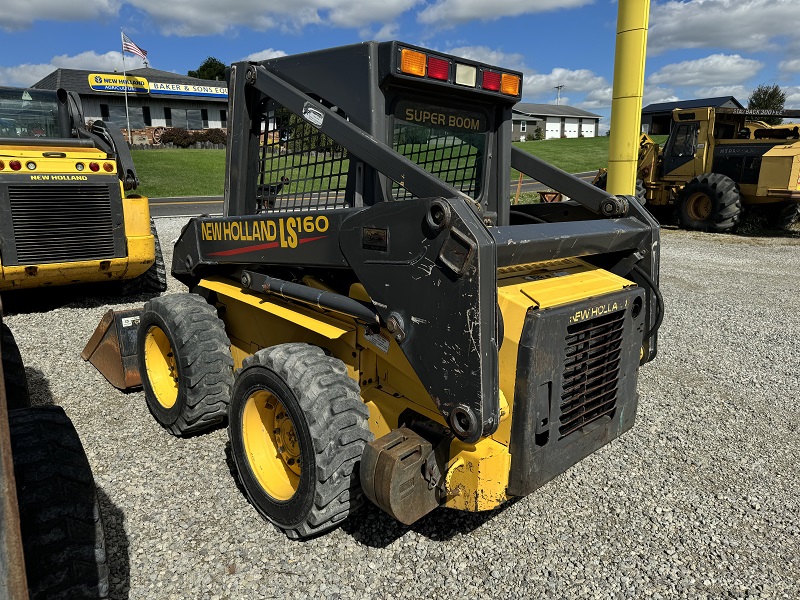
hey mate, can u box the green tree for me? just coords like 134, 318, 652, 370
188, 57, 226, 81
747, 84, 786, 125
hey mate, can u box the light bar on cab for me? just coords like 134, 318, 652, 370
396, 45, 521, 98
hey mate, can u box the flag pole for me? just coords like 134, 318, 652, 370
120, 29, 132, 144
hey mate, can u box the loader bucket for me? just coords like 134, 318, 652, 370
81, 309, 142, 390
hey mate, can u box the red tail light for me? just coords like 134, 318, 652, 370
482, 71, 501, 91
427, 56, 450, 81
10, 160, 21, 171
90, 162, 100, 172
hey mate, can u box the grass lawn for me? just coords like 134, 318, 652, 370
131, 149, 226, 198
132, 135, 668, 198
513, 136, 610, 175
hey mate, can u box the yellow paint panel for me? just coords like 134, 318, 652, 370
0, 258, 136, 290
122, 195, 153, 237
199, 277, 355, 342
443, 437, 511, 511
496, 259, 632, 448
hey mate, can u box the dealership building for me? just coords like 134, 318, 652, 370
32, 67, 228, 141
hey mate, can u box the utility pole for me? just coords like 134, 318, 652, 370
553, 84, 565, 105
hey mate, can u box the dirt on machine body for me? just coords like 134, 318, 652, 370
90, 41, 663, 539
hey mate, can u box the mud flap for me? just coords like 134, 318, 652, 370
81, 308, 142, 390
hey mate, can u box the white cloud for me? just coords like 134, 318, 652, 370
371, 22, 400, 40
779, 59, 800, 74
642, 87, 679, 106
0, 64, 56, 88
524, 68, 609, 99
418, 0, 592, 25
649, 0, 800, 55
327, 0, 420, 27
0, 51, 128, 87
127, 0, 420, 36
578, 86, 613, 110
1, 0, 120, 31
785, 86, 800, 108
693, 84, 749, 99
243, 49, 288, 62
647, 54, 762, 88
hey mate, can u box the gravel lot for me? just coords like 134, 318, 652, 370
5, 219, 799, 599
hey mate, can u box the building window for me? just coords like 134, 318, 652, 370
164, 107, 172, 127
520, 121, 527, 133
171, 109, 188, 129
143, 106, 151, 127
187, 109, 203, 130
100, 104, 109, 120
220, 109, 227, 129
107, 105, 145, 129
201, 109, 208, 128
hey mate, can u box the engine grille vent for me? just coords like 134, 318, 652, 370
8, 184, 116, 264
559, 310, 625, 438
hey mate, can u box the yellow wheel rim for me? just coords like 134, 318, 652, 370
144, 326, 179, 409
686, 192, 712, 221
242, 390, 301, 501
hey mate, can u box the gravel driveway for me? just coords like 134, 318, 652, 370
5, 219, 799, 599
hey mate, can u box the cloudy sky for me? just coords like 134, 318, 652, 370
2, 0, 800, 131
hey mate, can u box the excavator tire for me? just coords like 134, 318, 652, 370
677, 173, 742, 232
228, 343, 373, 539
1, 322, 30, 410
767, 202, 800, 230
137, 293, 233, 436
9, 406, 109, 600
120, 219, 167, 295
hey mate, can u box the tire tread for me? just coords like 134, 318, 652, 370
139, 292, 233, 436
238, 343, 372, 538
9, 406, 109, 600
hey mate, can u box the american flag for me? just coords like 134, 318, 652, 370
122, 33, 147, 61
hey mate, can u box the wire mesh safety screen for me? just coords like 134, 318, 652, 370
391, 99, 487, 201
256, 102, 351, 212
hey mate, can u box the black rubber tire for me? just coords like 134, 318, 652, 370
767, 202, 800, 230
1, 322, 30, 409
228, 343, 373, 539
9, 406, 109, 600
594, 172, 646, 204
137, 293, 233, 436
120, 218, 167, 295
677, 173, 742, 232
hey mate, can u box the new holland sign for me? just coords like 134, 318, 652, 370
88, 73, 149, 94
